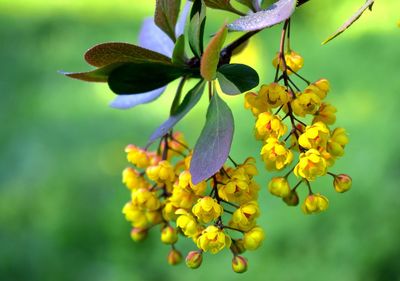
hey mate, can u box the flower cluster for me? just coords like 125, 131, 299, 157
245, 48, 352, 214
121, 132, 264, 273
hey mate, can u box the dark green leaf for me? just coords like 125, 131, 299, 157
61, 63, 124, 82
108, 62, 188, 95
155, 0, 181, 42
217, 63, 259, 95
188, 0, 207, 58
228, 0, 296, 31
172, 35, 186, 66
200, 24, 228, 81
148, 80, 206, 144
84, 42, 171, 67
322, 0, 374, 44
190, 92, 234, 184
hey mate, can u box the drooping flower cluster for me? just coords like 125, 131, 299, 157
121, 132, 264, 273
245, 49, 352, 214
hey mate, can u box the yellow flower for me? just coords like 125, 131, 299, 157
231, 201, 260, 231
176, 209, 201, 238
327, 128, 349, 158
197, 226, 231, 254
259, 83, 289, 108
255, 112, 287, 140
232, 256, 248, 273
177, 170, 207, 196
291, 92, 321, 117
122, 167, 148, 190
122, 202, 149, 228
192, 197, 223, 224
313, 103, 337, 125
169, 185, 197, 210
146, 160, 176, 183
298, 121, 330, 150
162, 132, 188, 160
130, 227, 148, 242
161, 225, 178, 244
272, 50, 304, 74
243, 226, 265, 251
260, 138, 293, 171
218, 169, 251, 203
304, 78, 330, 100
294, 149, 327, 181
236, 157, 258, 178
333, 174, 352, 193
244, 91, 270, 117
162, 200, 179, 221
302, 193, 329, 214
125, 144, 150, 168
131, 188, 161, 211
268, 177, 291, 198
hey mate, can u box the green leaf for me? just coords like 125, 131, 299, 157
235, 0, 256, 10
200, 24, 228, 81
203, 0, 245, 15
155, 0, 181, 42
108, 62, 188, 95
190, 91, 234, 184
61, 63, 124, 82
322, 0, 374, 44
228, 0, 296, 31
172, 35, 186, 66
188, 0, 207, 58
148, 80, 206, 144
84, 42, 171, 67
217, 63, 259, 95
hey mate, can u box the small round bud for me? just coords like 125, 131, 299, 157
333, 174, 352, 193
161, 226, 178, 244
167, 249, 182, 266
243, 227, 265, 251
232, 256, 248, 273
302, 194, 329, 214
130, 227, 147, 242
185, 251, 203, 269
282, 190, 299, 206
268, 177, 291, 198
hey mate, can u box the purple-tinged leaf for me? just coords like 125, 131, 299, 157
110, 87, 166, 109
84, 42, 171, 67
61, 63, 123, 82
190, 92, 234, 184
227, 0, 296, 31
217, 63, 259, 95
148, 80, 206, 144
322, 0, 374, 45
139, 18, 175, 57
155, 0, 181, 42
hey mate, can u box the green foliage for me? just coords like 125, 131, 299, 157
188, 0, 207, 58
217, 64, 259, 95
155, 0, 182, 42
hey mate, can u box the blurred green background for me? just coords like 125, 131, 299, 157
1, 1, 399, 280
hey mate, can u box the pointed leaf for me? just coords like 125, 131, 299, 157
200, 24, 228, 81
148, 80, 206, 144
84, 42, 171, 67
172, 35, 186, 65
155, 0, 181, 42
190, 92, 234, 184
61, 63, 124, 82
228, 0, 296, 31
217, 63, 259, 95
110, 87, 166, 109
203, 0, 245, 15
108, 62, 188, 95
188, 0, 207, 58
322, 0, 374, 44
139, 17, 175, 57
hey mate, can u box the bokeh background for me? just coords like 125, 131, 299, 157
1, 0, 399, 280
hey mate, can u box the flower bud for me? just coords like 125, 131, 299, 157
243, 226, 265, 251
333, 174, 352, 193
268, 177, 291, 198
232, 256, 248, 273
167, 249, 182, 266
282, 190, 299, 206
161, 226, 178, 244
185, 251, 203, 269
130, 227, 147, 242
302, 194, 329, 214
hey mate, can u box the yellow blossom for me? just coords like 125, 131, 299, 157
255, 112, 287, 140
237, 157, 258, 177
192, 197, 223, 223
122, 167, 148, 190
261, 138, 293, 171
161, 225, 178, 244
268, 177, 291, 198
197, 226, 231, 254
243, 226, 265, 250
125, 144, 150, 168
291, 92, 321, 117
232, 256, 248, 273
131, 188, 161, 211
169, 184, 197, 210
244, 91, 270, 117
231, 201, 260, 231
259, 83, 289, 108
333, 174, 352, 193
327, 128, 349, 158
146, 160, 176, 183
176, 209, 202, 238
304, 78, 330, 100
313, 103, 337, 125
122, 202, 149, 228
177, 170, 207, 196
302, 193, 329, 214
272, 50, 304, 74
298, 121, 330, 150
294, 149, 327, 181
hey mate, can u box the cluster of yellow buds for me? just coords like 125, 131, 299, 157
121, 132, 264, 273
245, 49, 352, 214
